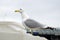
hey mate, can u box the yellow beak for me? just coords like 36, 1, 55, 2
15, 10, 20, 12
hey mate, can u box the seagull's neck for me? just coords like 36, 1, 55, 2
21, 13, 29, 21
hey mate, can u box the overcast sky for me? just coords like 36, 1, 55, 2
0, 0, 60, 28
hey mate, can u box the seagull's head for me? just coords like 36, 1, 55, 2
15, 8, 29, 21
15, 8, 24, 14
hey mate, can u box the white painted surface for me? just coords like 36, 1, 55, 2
0, 22, 47, 40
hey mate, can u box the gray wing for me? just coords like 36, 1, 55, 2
24, 19, 45, 28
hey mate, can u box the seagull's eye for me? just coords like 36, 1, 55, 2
20, 9, 22, 10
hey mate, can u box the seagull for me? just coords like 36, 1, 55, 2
15, 9, 47, 32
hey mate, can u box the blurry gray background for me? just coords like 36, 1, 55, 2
0, 0, 60, 28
